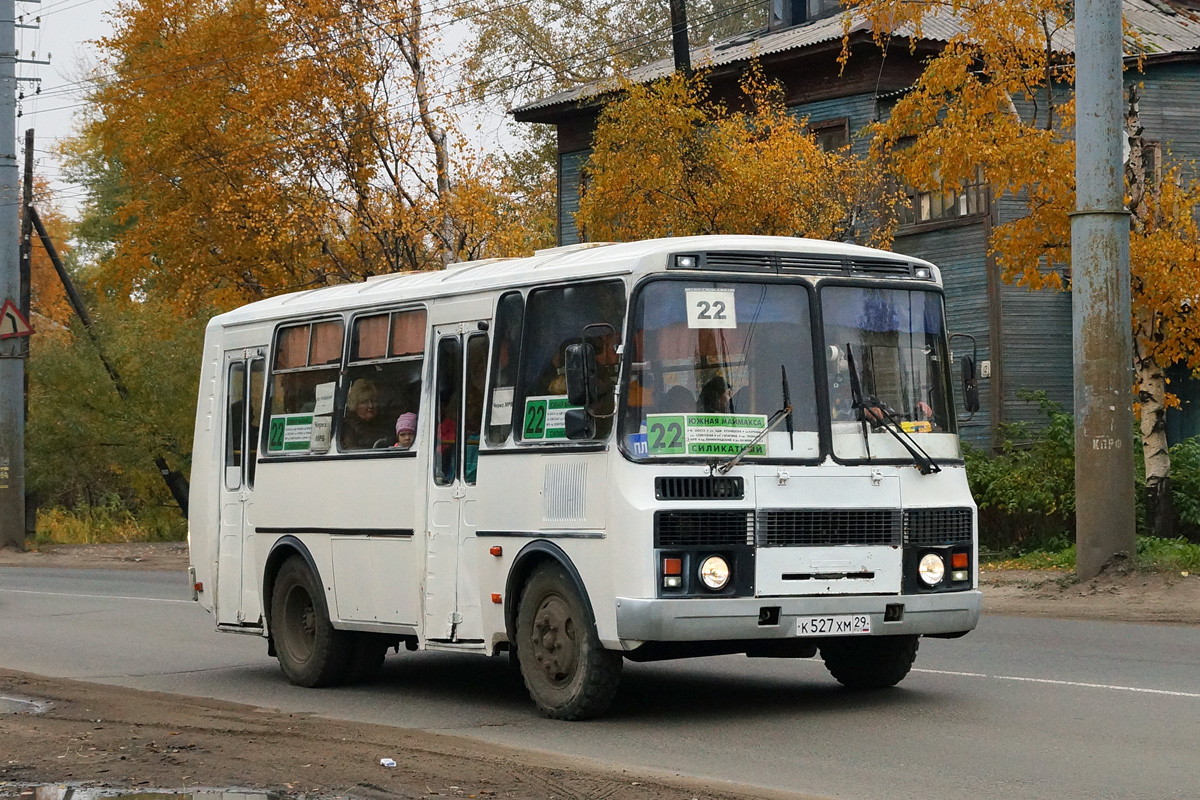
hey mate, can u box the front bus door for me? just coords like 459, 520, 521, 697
217, 348, 266, 626
425, 324, 489, 643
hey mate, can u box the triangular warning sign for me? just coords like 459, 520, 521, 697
0, 299, 33, 339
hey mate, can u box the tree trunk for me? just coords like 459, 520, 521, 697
1126, 85, 1172, 538
1136, 338, 1173, 538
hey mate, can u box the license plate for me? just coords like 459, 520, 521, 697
796, 614, 871, 636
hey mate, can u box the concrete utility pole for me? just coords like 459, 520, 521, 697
1071, 0, 1137, 579
0, 0, 23, 549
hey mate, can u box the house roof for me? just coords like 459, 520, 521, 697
512, 0, 1200, 118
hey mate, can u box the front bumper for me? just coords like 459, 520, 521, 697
614, 590, 982, 643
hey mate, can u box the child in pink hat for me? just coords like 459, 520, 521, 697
394, 412, 417, 450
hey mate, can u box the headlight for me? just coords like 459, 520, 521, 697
918, 553, 945, 586
699, 556, 730, 590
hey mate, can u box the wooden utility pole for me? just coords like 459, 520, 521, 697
669, 0, 691, 74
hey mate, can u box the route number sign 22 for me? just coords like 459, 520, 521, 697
685, 289, 737, 329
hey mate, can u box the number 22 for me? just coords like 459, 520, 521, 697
695, 300, 727, 320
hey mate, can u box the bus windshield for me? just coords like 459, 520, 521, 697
822, 285, 959, 462
621, 279, 820, 461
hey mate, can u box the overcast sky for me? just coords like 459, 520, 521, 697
16, 0, 113, 216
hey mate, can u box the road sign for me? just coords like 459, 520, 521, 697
0, 299, 32, 338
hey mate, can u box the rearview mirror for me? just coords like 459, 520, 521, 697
565, 343, 597, 408
960, 354, 980, 413
564, 408, 596, 440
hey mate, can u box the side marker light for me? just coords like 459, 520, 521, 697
491, 593, 502, 604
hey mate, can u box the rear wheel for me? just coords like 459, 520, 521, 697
271, 556, 351, 687
820, 635, 919, 689
516, 563, 622, 720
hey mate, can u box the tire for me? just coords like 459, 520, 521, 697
820, 635, 919, 689
344, 634, 389, 685
516, 562, 622, 720
271, 556, 352, 687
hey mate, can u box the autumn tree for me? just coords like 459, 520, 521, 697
576, 67, 898, 246
66, 0, 552, 315
458, 0, 768, 109
847, 0, 1200, 536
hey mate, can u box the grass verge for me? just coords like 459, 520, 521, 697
983, 535, 1200, 574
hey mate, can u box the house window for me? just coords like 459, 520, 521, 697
808, 118, 850, 152
1142, 141, 1162, 187
898, 166, 989, 227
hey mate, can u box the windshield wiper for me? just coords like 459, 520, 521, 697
714, 365, 794, 474
845, 343, 941, 475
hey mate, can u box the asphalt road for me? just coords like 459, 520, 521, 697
2, 566, 1198, 800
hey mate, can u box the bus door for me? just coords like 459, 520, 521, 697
217, 348, 266, 626
425, 324, 490, 642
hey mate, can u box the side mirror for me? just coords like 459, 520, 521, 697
564, 408, 596, 440
960, 354, 980, 413
565, 343, 598, 408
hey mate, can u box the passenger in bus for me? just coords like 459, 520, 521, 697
393, 412, 417, 450
662, 384, 695, 413
341, 379, 394, 449
698, 376, 734, 414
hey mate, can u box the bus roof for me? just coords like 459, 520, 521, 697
211, 235, 938, 328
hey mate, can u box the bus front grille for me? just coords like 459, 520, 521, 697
655, 510, 755, 547
756, 509, 902, 547
655, 476, 745, 501
903, 507, 973, 546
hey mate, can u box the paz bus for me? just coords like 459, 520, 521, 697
188, 235, 982, 720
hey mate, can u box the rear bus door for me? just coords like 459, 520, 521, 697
217, 348, 266, 626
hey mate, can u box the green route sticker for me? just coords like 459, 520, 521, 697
646, 415, 686, 455
646, 412, 768, 457
267, 414, 314, 452
523, 396, 581, 441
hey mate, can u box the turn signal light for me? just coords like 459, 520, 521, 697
194, 582, 204, 592
663, 557, 683, 575
489, 546, 503, 557
491, 593, 502, 604
951, 552, 969, 569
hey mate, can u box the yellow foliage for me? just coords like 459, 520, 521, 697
70, 0, 553, 314
578, 66, 899, 246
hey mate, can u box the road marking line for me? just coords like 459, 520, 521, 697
914, 668, 1200, 698
0, 589, 193, 604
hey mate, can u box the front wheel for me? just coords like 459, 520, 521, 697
516, 563, 622, 720
271, 556, 351, 687
820, 635, 919, 689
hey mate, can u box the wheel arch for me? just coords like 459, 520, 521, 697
262, 535, 322, 643
504, 540, 596, 644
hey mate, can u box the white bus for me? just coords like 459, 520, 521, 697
188, 234, 982, 720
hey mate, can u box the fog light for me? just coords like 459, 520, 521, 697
664, 575, 682, 589
699, 556, 730, 590
951, 570, 968, 582
918, 553, 945, 586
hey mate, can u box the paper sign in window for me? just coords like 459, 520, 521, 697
685, 289, 737, 329
312, 382, 336, 415
491, 386, 514, 426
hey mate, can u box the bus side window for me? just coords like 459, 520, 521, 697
516, 280, 626, 442
265, 319, 343, 455
340, 308, 427, 452
485, 291, 524, 445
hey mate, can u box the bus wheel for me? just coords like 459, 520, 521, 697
271, 556, 351, 687
516, 563, 622, 720
344, 634, 389, 685
820, 635, 919, 689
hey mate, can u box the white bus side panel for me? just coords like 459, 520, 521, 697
473, 452, 610, 642
253, 458, 425, 628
